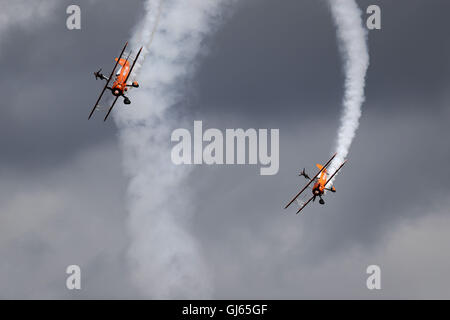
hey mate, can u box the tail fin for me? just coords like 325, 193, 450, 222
115, 58, 127, 66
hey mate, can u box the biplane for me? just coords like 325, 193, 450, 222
284, 153, 347, 214
88, 42, 143, 121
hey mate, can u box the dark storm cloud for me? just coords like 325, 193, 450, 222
0, 142, 138, 299
192, 0, 342, 117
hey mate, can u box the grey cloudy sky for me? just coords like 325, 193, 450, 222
0, 0, 449, 299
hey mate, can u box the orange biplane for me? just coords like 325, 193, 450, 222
284, 153, 347, 214
89, 42, 143, 121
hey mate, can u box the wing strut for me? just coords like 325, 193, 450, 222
284, 153, 336, 209
88, 42, 128, 120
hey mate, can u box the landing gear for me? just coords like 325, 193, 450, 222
319, 197, 325, 205
124, 97, 131, 105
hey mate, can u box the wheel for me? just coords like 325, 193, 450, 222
124, 98, 131, 105
319, 199, 325, 205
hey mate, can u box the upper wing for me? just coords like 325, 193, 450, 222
88, 42, 128, 120
284, 153, 336, 209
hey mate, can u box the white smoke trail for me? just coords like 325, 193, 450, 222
113, 0, 234, 298
327, 0, 369, 184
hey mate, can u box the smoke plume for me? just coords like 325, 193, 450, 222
327, 0, 369, 183
113, 0, 234, 298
